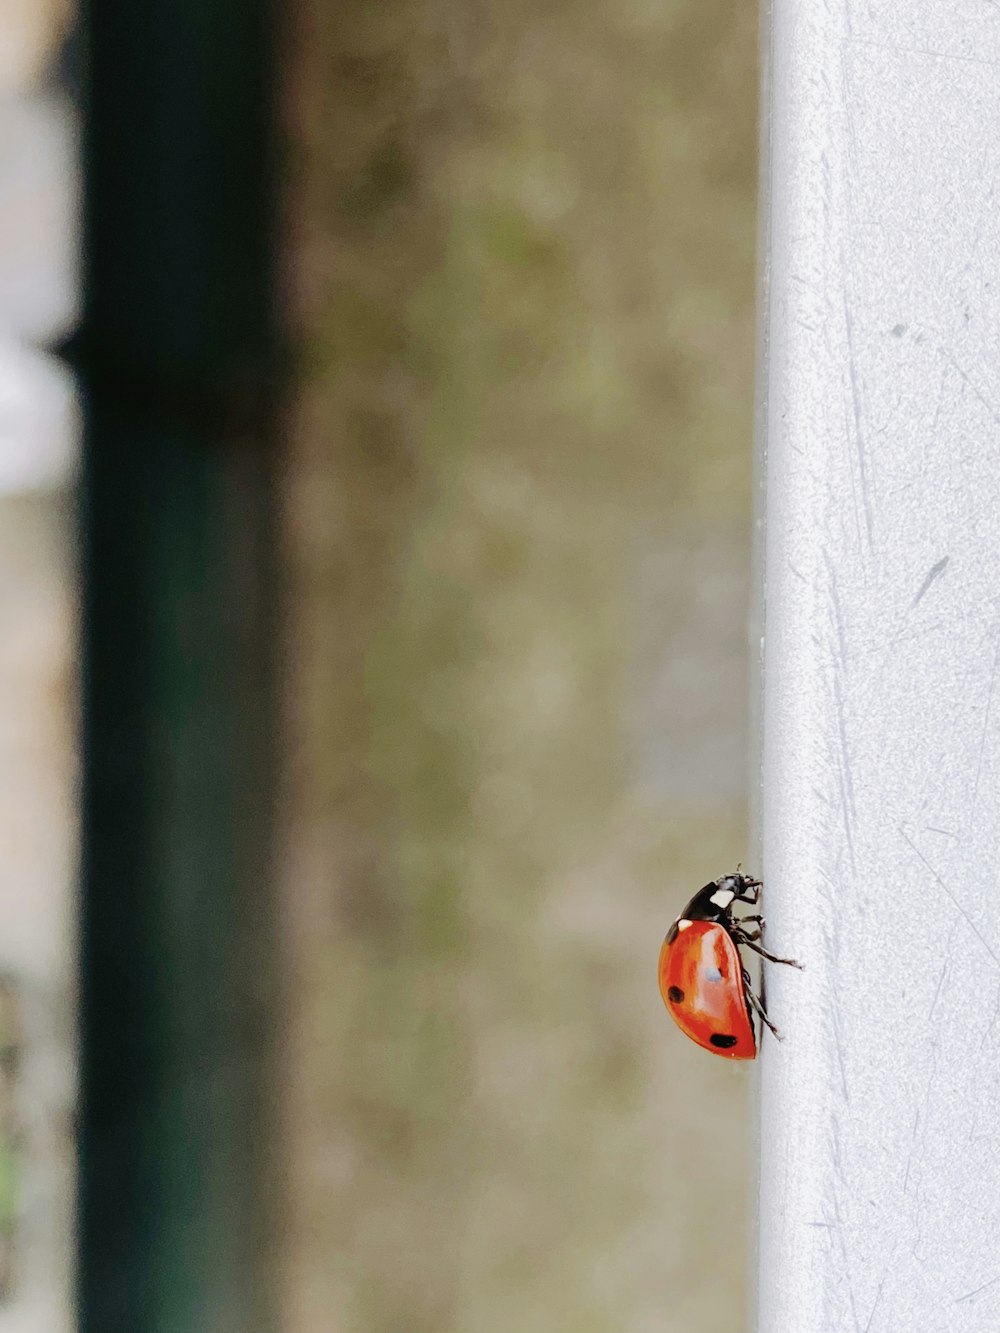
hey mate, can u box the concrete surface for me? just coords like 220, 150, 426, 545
760, 3, 1000, 1331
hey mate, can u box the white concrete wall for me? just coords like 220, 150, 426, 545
759, 3, 1000, 1330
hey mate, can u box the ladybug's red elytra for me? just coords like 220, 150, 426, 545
658, 871, 801, 1059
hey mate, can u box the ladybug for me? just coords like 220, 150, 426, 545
658, 870, 801, 1059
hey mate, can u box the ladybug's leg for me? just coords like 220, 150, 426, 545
733, 930, 803, 970
733, 877, 762, 905
743, 970, 782, 1040
736, 914, 765, 934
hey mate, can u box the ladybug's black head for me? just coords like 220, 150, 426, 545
670, 871, 757, 935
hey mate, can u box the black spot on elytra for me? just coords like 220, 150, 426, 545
667, 986, 684, 1004
710, 1033, 738, 1049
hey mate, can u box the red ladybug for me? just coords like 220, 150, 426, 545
658, 871, 801, 1059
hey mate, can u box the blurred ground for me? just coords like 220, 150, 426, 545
284, 3, 761, 1332
0, 498, 74, 1333
0, 0, 761, 1327
0, 2, 77, 1331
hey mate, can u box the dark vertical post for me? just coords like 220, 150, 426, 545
75, 3, 281, 1331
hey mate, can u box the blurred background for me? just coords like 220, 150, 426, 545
0, 0, 761, 1331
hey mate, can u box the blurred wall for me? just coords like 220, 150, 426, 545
283, 3, 761, 1331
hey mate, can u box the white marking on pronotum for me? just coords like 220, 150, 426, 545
677, 919, 693, 931
709, 887, 735, 909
